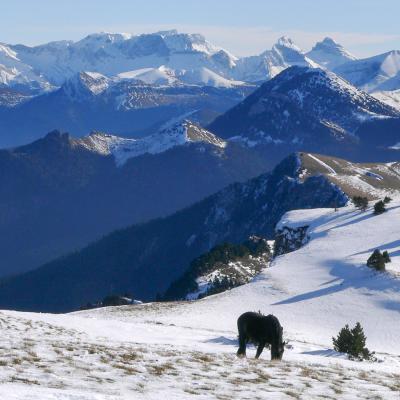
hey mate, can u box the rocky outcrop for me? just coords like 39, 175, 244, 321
273, 226, 309, 257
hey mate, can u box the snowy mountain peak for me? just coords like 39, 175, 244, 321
307, 37, 356, 69
76, 120, 226, 166
160, 120, 227, 148
77, 32, 132, 47
265, 66, 400, 124
275, 36, 302, 52
156, 29, 179, 37
62, 71, 110, 99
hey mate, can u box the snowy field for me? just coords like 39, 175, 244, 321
1, 202, 400, 399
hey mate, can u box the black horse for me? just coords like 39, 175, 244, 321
236, 312, 285, 360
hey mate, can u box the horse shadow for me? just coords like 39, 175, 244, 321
205, 336, 238, 346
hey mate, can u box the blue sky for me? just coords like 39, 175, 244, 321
2, 0, 400, 57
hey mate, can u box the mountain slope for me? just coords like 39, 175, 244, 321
210, 66, 400, 163
0, 152, 349, 312
372, 89, 400, 111
299, 152, 400, 199
334, 50, 400, 92
0, 43, 53, 94
0, 124, 267, 276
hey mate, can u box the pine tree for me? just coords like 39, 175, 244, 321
332, 324, 353, 355
382, 251, 391, 263
367, 249, 386, 271
333, 322, 373, 360
383, 196, 392, 204
373, 200, 386, 215
350, 322, 371, 360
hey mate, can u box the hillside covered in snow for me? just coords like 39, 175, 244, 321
1, 200, 400, 399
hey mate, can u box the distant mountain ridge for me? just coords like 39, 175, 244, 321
2, 29, 400, 101
3, 30, 400, 147
0, 76, 254, 147
0, 122, 268, 276
0, 31, 349, 96
209, 66, 400, 164
0, 31, 321, 91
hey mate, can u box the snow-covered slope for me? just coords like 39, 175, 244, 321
372, 89, 400, 111
1, 201, 400, 398
0, 43, 53, 93
306, 37, 357, 70
77, 120, 226, 166
335, 50, 400, 92
117, 65, 245, 88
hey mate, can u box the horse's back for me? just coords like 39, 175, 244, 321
237, 312, 281, 342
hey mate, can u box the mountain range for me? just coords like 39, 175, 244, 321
0, 71, 254, 147
2, 31, 400, 147
2, 30, 399, 97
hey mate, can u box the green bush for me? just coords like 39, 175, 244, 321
353, 196, 368, 211
373, 200, 386, 215
333, 322, 374, 361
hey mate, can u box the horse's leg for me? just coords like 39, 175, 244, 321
270, 343, 278, 360
237, 334, 247, 357
255, 342, 265, 359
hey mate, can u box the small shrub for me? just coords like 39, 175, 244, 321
373, 200, 386, 215
353, 196, 368, 211
383, 196, 392, 204
367, 249, 387, 271
333, 322, 374, 361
